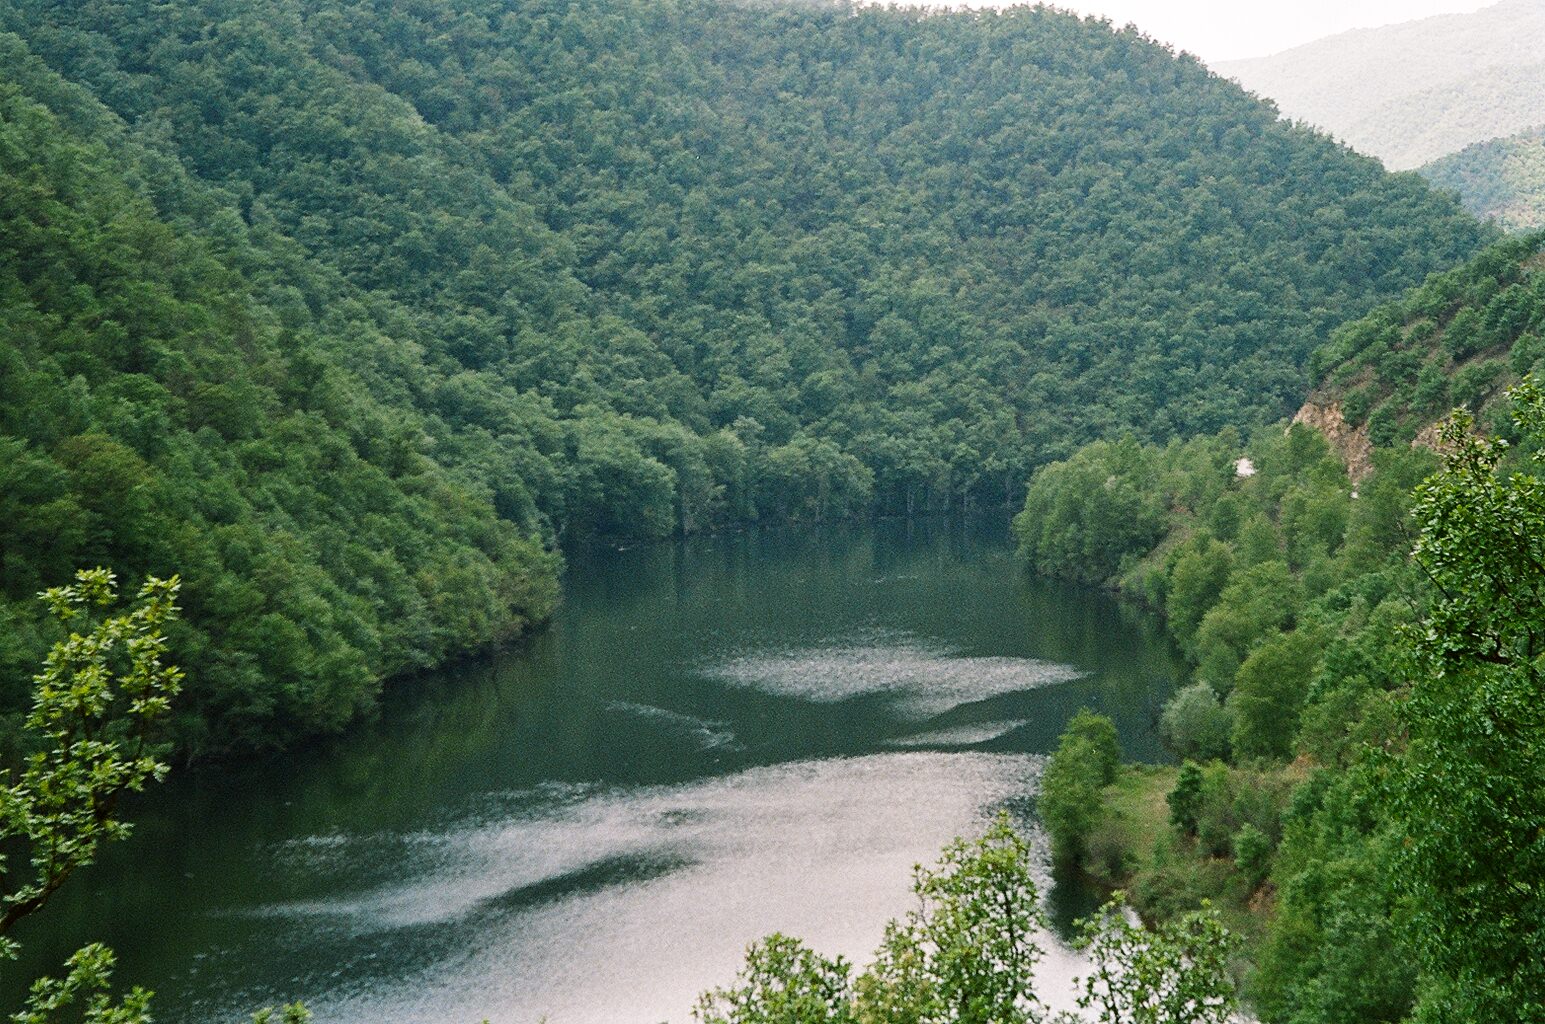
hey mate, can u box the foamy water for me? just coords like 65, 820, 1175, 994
606, 701, 741, 751
889, 719, 1031, 747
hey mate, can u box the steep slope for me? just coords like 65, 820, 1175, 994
0, 0, 1496, 753
1014, 233, 1545, 1024
0, 40, 560, 755
1305, 231, 1545, 455
1218, 0, 1545, 169
1421, 125, 1545, 232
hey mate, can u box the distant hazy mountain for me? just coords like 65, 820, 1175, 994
1422, 126, 1545, 231
1218, 0, 1545, 169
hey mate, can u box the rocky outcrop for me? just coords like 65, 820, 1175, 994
1293, 400, 1374, 483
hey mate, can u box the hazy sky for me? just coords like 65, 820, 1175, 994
1012, 1, 1498, 62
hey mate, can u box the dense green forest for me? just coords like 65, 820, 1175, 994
0, 0, 1492, 755
1016, 234, 1545, 1023
1422, 126, 1545, 233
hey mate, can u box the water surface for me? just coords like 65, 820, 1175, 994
4, 518, 1180, 1022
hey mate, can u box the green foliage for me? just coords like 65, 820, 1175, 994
9, 944, 150, 1024
1166, 761, 1205, 837
1227, 630, 1323, 760
899, 818, 1045, 1023
1251, 768, 1416, 1024
249, 1007, 312, 1024
0, 575, 306, 1023
698, 816, 1046, 1024
1193, 561, 1298, 694
0, 56, 560, 755
701, 818, 1240, 1024
1159, 684, 1232, 763
0, 0, 1494, 752
1015, 441, 1166, 584
1421, 126, 1545, 234
1311, 233, 1545, 442
1070, 894, 1239, 1024
0, 571, 181, 1022
1391, 384, 1545, 1022
1019, 243, 1545, 1024
0, 570, 181, 950
1164, 537, 1234, 653
1062, 709, 1122, 787
1230, 824, 1271, 890
1039, 714, 1121, 864
1450, 357, 1507, 409
695, 935, 854, 1024
1190, 763, 1239, 859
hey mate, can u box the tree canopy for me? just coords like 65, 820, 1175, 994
0, 0, 1494, 753
1014, 238, 1545, 1023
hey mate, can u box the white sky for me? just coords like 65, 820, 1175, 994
991, 1, 1498, 62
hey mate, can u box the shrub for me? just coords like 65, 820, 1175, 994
1038, 711, 1121, 863
1168, 760, 1205, 835
1161, 683, 1233, 762
1233, 823, 1273, 889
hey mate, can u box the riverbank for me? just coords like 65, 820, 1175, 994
3, 519, 1182, 1022
1072, 761, 1302, 947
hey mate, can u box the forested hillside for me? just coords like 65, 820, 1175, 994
0, 44, 561, 757
0, 0, 1492, 754
1422, 126, 1545, 232
1016, 233, 1545, 1023
1219, 0, 1545, 170
1306, 231, 1545, 444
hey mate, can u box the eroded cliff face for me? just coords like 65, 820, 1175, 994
1294, 398, 1458, 481
1293, 400, 1374, 482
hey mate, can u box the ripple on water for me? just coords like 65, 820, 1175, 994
224, 751, 1089, 1024
889, 719, 1031, 748
703, 632, 1085, 716
604, 700, 741, 751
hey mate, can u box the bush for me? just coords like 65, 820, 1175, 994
1233, 823, 1272, 889
1038, 711, 1121, 863
1443, 307, 1484, 360
1228, 631, 1323, 760
1193, 561, 1299, 695
1341, 387, 1372, 425
1195, 763, 1238, 858
1451, 359, 1506, 410
1168, 760, 1205, 835
1064, 708, 1122, 786
1161, 683, 1232, 762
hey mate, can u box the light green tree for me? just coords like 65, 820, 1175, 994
1227, 630, 1323, 760
898, 816, 1046, 1024
695, 934, 855, 1024
699, 818, 1239, 1024
1, 569, 182, 1022
1039, 713, 1122, 865
1069, 894, 1239, 1024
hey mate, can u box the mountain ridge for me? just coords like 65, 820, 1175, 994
1218, 0, 1545, 169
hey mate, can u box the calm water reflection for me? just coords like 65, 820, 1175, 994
3, 518, 1180, 1022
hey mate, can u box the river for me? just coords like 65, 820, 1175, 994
3, 517, 1181, 1022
